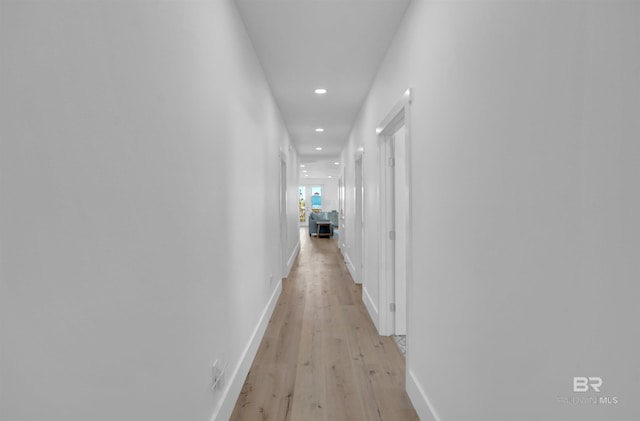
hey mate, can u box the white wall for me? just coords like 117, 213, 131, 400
342, 1, 640, 420
0, 1, 299, 420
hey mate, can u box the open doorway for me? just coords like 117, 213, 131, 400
299, 185, 324, 227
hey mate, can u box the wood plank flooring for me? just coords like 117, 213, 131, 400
230, 229, 419, 421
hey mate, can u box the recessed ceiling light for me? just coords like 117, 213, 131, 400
328, 176, 332, 178
315, 128, 324, 132
303, 170, 307, 173
334, 162, 339, 165
315, 147, 323, 151
314, 88, 327, 95
300, 164, 305, 168
305, 174, 309, 177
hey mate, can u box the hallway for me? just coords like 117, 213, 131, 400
3, 1, 639, 420
230, 230, 418, 421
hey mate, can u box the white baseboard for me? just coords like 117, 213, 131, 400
286, 241, 301, 276
407, 368, 440, 421
344, 253, 358, 283
362, 286, 379, 332
210, 280, 283, 421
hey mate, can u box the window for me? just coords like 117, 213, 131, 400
311, 186, 322, 211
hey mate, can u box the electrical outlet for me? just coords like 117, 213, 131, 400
210, 360, 219, 390
210, 357, 227, 391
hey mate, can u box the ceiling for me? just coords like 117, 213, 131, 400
235, 0, 411, 180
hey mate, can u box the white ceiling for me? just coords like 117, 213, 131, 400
235, 0, 410, 179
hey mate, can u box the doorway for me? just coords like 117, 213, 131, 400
299, 185, 323, 226
377, 89, 412, 339
385, 126, 407, 335
279, 157, 288, 279
354, 155, 364, 285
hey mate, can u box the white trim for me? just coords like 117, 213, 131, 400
407, 369, 441, 421
343, 252, 358, 283
279, 155, 289, 280
376, 88, 413, 336
376, 88, 412, 136
354, 155, 365, 291
362, 286, 379, 331
378, 136, 393, 335
210, 280, 283, 421
286, 241, 301, 276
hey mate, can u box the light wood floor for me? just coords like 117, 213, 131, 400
230, 229, 419, 421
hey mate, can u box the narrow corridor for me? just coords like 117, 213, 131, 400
230, 229, 419, 421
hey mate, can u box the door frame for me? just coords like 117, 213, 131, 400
299, 184, 325, 227
338, 174, 345, 251
377, 89, 413, 336
392, 126, 408, 335
354, 150, 364, 284
279, 153, 288, 280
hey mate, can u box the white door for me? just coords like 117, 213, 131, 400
376, 89, 411, 337
382, 125, 408, 335
354, 158, 364, 284
393, 127, 407, 335
280, 159, 288, 278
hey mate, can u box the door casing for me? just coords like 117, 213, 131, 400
376, 89, 413, 338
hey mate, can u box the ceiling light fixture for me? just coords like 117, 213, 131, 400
300, 164, 305, 168
314, 88, 327, 95
315, 128, 324, 132
328, 176, 332, 178
315, 147, 323, 151
334, 162, 339, 165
